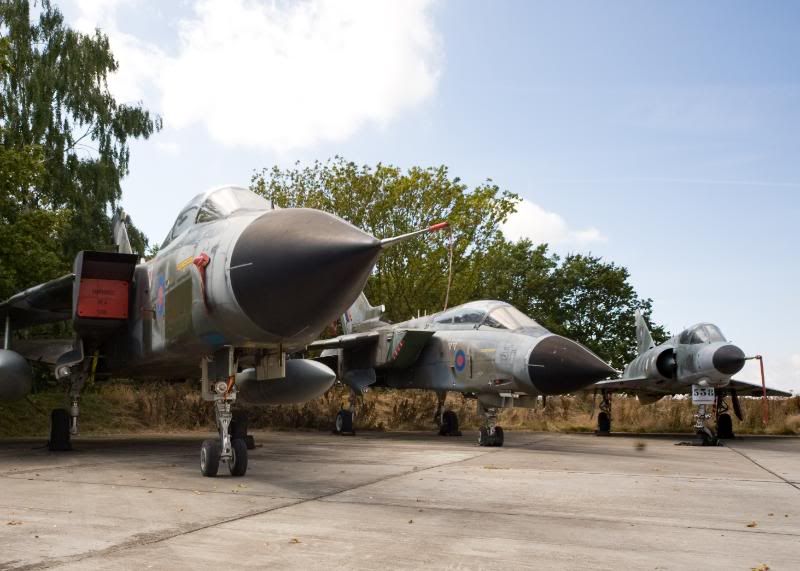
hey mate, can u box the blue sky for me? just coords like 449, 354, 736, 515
60, 0, 799, 391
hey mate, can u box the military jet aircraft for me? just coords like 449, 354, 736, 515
590, 311, 792, 444
0, 185, 446, 476
311, 293, 616, 446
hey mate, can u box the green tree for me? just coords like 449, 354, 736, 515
251, 157, 518, 322
0, 0, 159, 300
545, 253, 669, 369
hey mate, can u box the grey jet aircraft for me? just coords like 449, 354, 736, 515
311, 293, 616, 446
590, 310, 792, 444
0, 185, 446, 476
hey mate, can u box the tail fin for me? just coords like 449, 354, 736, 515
635, 309, 655, 354
111, 210, 133, 255
341, 292, 385, 334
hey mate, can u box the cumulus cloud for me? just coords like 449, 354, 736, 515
501, 198, 607, 247
73, 0, 441, 152
73, 0, 167, 104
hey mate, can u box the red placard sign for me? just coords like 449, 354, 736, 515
77, 279, 130, 319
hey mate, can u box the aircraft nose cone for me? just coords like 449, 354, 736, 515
230, 208, 381, 341
528, 335, 616, 395
713, 344, 746, 375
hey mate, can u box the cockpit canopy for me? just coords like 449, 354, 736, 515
162, 186, 271, 248
432, 300, 546, 332
678, 323, 727, 345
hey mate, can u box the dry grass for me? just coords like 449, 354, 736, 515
1, 382, 798, 437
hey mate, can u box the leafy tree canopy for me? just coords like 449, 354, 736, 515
252, 157, 667, 369
0, 0, 159, 300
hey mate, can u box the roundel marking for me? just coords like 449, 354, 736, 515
454, 349, 467, 372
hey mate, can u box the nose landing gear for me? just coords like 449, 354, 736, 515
200, 350, 248, 477
477, 401, 503, 447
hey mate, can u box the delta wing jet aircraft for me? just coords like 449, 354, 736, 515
311, 293, 615, 446
0, 186, 446, 476
590, 311, 792, 444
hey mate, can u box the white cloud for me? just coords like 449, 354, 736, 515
155, 141, 180, 156
501, 198, 607, 247
74, 0, 441, 152
74, 0, 167, 104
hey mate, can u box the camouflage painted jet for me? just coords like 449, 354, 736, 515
311, 293, 616, 446
590, 311, 792, 444
0, 185, 446, 476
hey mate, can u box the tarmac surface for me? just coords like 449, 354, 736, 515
0, 430, 798, 570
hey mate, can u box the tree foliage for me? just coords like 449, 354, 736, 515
0, 0, 159, 300
252, 158, 667, 369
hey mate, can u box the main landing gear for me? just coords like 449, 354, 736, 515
595, 390, 612, 435
49, 357, 90, 452
333, 387, 357, 435
434, 391, 461, 437
714, 390, 738, 440
477, 401, 503, 447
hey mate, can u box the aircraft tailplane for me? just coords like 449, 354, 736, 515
635, 309, 656, 355
341, 292, 385, 334
111, 210, 133, 255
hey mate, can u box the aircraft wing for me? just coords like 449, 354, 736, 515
590, 378, 654, 392
310, 328, 434, 369
309, 331, 381, 350
0, 274, 75, 328
727, 379, 793, 397
590, 377, 792, 397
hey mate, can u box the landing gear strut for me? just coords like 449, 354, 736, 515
333, 387, 357, 435
596, 390, 612, 435
435, 391, 461, 437
694, 404, 718, 446
714, 391, 735, 440
477, 401, 503, 447
49, 362, 90, 452
200, 349, 247, 477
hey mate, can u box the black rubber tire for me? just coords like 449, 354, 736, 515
438, 410, 459, 436
229, 438, 248, 477
230, 411, 249, 440
334, 410, 354, 435
597, 411, 611, 434
200, 439, 221, 477
716, 413, 734, 439
478, 427, 490, 447
48, 408, 72, 451
245, 434, 256, 450
492, 426, 504, 447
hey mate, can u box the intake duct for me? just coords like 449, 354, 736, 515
655, 348, 677, 379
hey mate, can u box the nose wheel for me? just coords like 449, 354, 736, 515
477, 401, 504, 447
200, 382, 248, 477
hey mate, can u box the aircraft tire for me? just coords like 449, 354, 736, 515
492, 426, 504, 447
48, 409, 72, 451
335, 410, 354, 435
478, 427, 490, 446
597, 412, 611, 434
439, 410, 460, 436
230, 411, 248, 440
228, 438, 248, 477
200, 439, 221, 477
716, 413, 734, 439
245, 435, 256, 450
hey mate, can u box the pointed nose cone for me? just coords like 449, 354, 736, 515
230, 208, 381, 341
713, 344, 746, 375
528, 335, 616, 395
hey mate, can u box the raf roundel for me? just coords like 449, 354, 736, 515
454, 349, 467, 372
